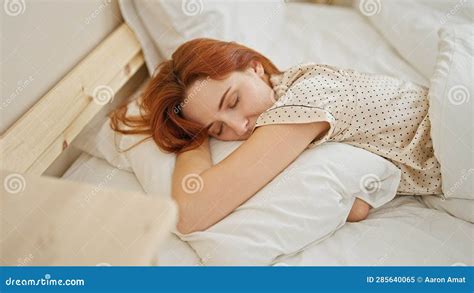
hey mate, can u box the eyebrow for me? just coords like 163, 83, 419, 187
205, 86, 231, 130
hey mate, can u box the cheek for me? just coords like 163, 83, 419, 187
240, 81, 264, 111
243, 79, 272, 114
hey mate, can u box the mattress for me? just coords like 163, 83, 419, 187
64, 4, 473, 266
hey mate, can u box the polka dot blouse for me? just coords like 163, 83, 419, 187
254, 63, 442, 196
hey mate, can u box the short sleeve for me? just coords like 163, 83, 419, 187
253, 64, 357, 148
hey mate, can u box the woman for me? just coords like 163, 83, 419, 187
110, 38, 441, 234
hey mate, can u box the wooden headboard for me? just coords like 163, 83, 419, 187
0, 23, 145, 176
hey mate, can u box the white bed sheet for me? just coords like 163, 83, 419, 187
273, 196, 473, 266
65, 4, 473, 266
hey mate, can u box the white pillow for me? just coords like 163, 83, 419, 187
355, 0, 472, 80
174, 142, 401, 265
120, 0, 286, 72
428, 24, 473, 200
71, 78, 151, 164
95, 98, 176, 198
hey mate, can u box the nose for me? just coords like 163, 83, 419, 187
229, 118, 249, 136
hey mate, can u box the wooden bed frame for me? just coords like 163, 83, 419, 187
0, 23, 145, 176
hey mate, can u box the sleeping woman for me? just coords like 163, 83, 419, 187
109, 39, 442, 234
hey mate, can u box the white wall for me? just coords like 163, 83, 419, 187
1, 0, 123, 134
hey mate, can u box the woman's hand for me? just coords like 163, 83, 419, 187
347, 197, 371, 222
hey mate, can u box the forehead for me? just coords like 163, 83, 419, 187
181, 73, 236, 126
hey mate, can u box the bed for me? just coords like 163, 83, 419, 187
57, 2, 472, 266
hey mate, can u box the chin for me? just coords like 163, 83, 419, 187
233, 135, 249, 141
242, 132, 253, 140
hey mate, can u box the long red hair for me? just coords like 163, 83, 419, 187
109, 38, 281, 154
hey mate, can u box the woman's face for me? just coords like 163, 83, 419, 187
181, 61, 276, 141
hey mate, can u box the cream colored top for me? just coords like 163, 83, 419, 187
254, 63, 442, 196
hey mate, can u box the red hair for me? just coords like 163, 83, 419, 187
109, 38, 281, 154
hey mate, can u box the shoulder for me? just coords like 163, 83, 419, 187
270, 63, 344, 100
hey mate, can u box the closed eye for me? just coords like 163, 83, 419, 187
229, 96, 239, 109
214, 96, 239, 136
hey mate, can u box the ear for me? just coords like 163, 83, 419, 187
249, 60, 265, 77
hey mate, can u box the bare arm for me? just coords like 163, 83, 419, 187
172, 121, 330, 234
